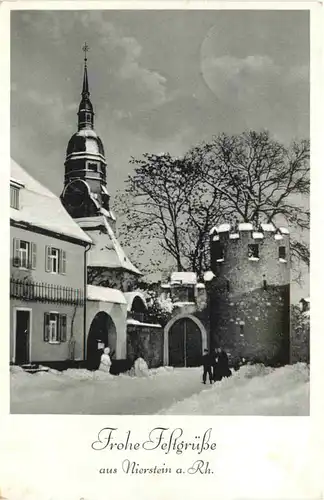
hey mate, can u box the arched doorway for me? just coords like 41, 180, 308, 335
87, 312, 117, 370
167, 316, 205, 367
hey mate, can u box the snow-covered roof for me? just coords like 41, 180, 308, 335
124, 291, 148, 312
173, 301, 195, 307
170, 272, 197, 285
10, 159, 92, 244
127, 319, 161, 328
218, 223, 231, 233
77, 215, 142, 275
300, 297, 310, 303
87, 285, 127, 305
279, 227, 289, 234
209, 226, 217, 235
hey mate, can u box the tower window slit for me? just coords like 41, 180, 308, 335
248, 244, 259, 259
279, 246, 286, 260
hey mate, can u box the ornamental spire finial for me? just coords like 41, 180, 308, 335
82, 42, 89, 64
81, 42, 90, 97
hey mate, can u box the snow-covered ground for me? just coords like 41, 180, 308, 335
10, 362, 309, 415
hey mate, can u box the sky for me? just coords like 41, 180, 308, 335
10, 9, 310, 300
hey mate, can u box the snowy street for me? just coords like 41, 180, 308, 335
10, 363, 309, 415
11, 366, 209, 415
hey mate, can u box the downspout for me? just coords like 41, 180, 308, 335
83, 242, 91, 362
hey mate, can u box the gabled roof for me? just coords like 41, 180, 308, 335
10, 159, 92, 244
77, 215, 142, 275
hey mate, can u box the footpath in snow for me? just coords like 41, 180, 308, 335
10, 362, 309, 416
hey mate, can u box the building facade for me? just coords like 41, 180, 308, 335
10, 159, 91, 365
209, 222, 290, 366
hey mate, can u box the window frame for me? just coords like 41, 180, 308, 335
87, 161, 98, 172
248, 243, 260, 260
46, 247, 66, 274
278, 246, 287, 261
10, 185, 20, 209
49, 247, 60, 274
13, 238, 37, 270
44, 312, 67, 344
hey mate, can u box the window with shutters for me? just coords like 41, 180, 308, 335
10, 185, 20, 209
45, 247, 67, 274
13, 238, 37, 269
44, 312, 67, 343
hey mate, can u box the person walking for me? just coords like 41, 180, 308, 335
212, 347, 222, 382
202, 349, 213, 384
217, 347, 232, 379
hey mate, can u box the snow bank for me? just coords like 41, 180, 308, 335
10, 363, 308, 415
160, 363, 309, 416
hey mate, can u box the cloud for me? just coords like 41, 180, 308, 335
78, 12, 168, 110
199, 53, 309, 140
14, 11, 169, 115
201, 54, 308, 104
201, 55, 280, 102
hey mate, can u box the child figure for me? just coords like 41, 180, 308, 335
99, 347, 112, 373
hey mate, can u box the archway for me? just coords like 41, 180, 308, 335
164, 314, 207, 367
87, 311, 117, 370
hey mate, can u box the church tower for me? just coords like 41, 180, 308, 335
61, 43, 113, 221
61, 44, 142, 291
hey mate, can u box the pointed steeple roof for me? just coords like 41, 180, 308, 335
78, 42, 94, 130
82, 42, 90, 97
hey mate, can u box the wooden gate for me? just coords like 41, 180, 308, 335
168, 317, 202, 367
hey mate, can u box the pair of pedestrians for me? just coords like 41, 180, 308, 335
202, 347, 231, 384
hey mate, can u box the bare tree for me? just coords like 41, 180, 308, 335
115, 153, 217, 277
187, 131, 309, 265
115, 131, 309, 277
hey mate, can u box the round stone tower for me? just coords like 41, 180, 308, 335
209, 222, 290, 366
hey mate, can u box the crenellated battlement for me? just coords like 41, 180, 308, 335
209, 222, 290, 240
210, 221, 290, 277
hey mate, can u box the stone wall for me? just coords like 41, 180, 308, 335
127, 324, 163, 368
210, 224, 290, 366
210, 284, 290, 365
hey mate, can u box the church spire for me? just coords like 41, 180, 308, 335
78, 42, 94, 130
82, 42, 90, 97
